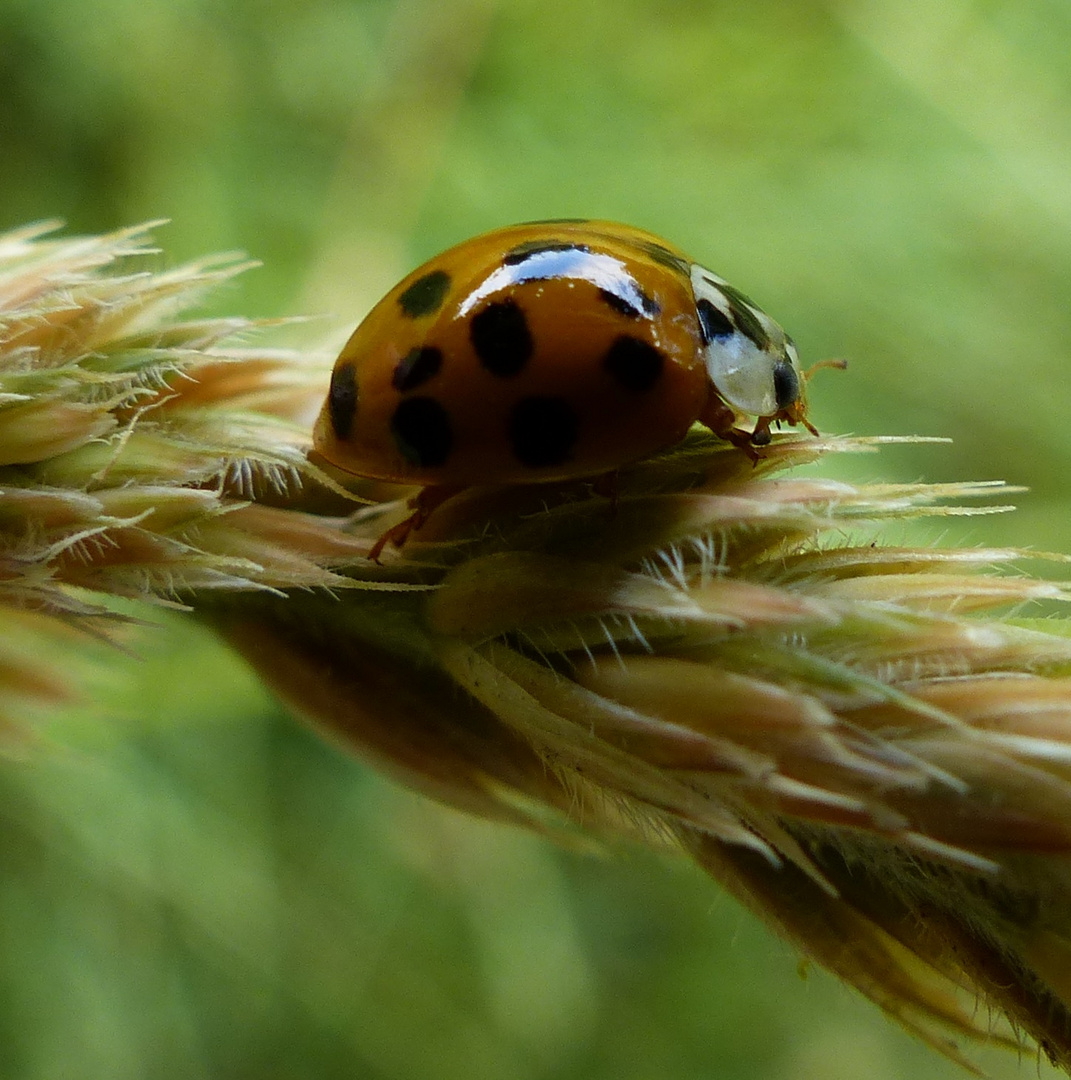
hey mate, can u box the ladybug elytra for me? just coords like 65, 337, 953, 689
313, 220, 837, 556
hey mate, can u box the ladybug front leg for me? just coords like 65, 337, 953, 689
698, 394, 763, 463
368, 484, 463, 562
749, 414, 774, 446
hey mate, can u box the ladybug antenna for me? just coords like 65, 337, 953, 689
795, 359, 845, 438
804, 357, 848, 383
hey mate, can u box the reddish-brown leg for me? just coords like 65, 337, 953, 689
698, 395, 763, 463
749, 414, 774, 445
367, 484, 464, 562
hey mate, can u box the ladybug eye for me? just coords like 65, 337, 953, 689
773, 359, 801, 409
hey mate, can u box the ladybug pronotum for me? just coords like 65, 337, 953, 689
313, 220, 838, 556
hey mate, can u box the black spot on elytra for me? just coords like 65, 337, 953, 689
328, 362, 358, 440
598, 288, 640, 319
470, 299, 533, 377
603, 336, 664, 393
392, 346, 443, 392
503, 240, 590, 266
397, 270, 451, 319
508, 396, 578, 468
696, 298, 734, 345
773, 359, 801, 409
598, 286, 660, 320
390, 397, 452, 467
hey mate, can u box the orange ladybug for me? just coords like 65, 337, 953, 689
313, 220, 834, 556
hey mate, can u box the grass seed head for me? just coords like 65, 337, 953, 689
5, 222, 1071, 1072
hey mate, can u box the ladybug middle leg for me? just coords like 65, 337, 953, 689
367, 484, 464, 562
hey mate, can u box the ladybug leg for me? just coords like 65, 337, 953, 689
698, 395, 763, 463
367, 484, 463, 562
749, 414, 774, 446
367, 514, 419, 563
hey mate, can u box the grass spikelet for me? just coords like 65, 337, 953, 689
8, 221, 1071, 1073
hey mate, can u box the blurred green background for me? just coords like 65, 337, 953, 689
3, 0, 1071, 1077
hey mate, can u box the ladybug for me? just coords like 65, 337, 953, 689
313, 220, 839, 556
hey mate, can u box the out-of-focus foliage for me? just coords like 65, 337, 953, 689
1, 1, 1070, 1078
